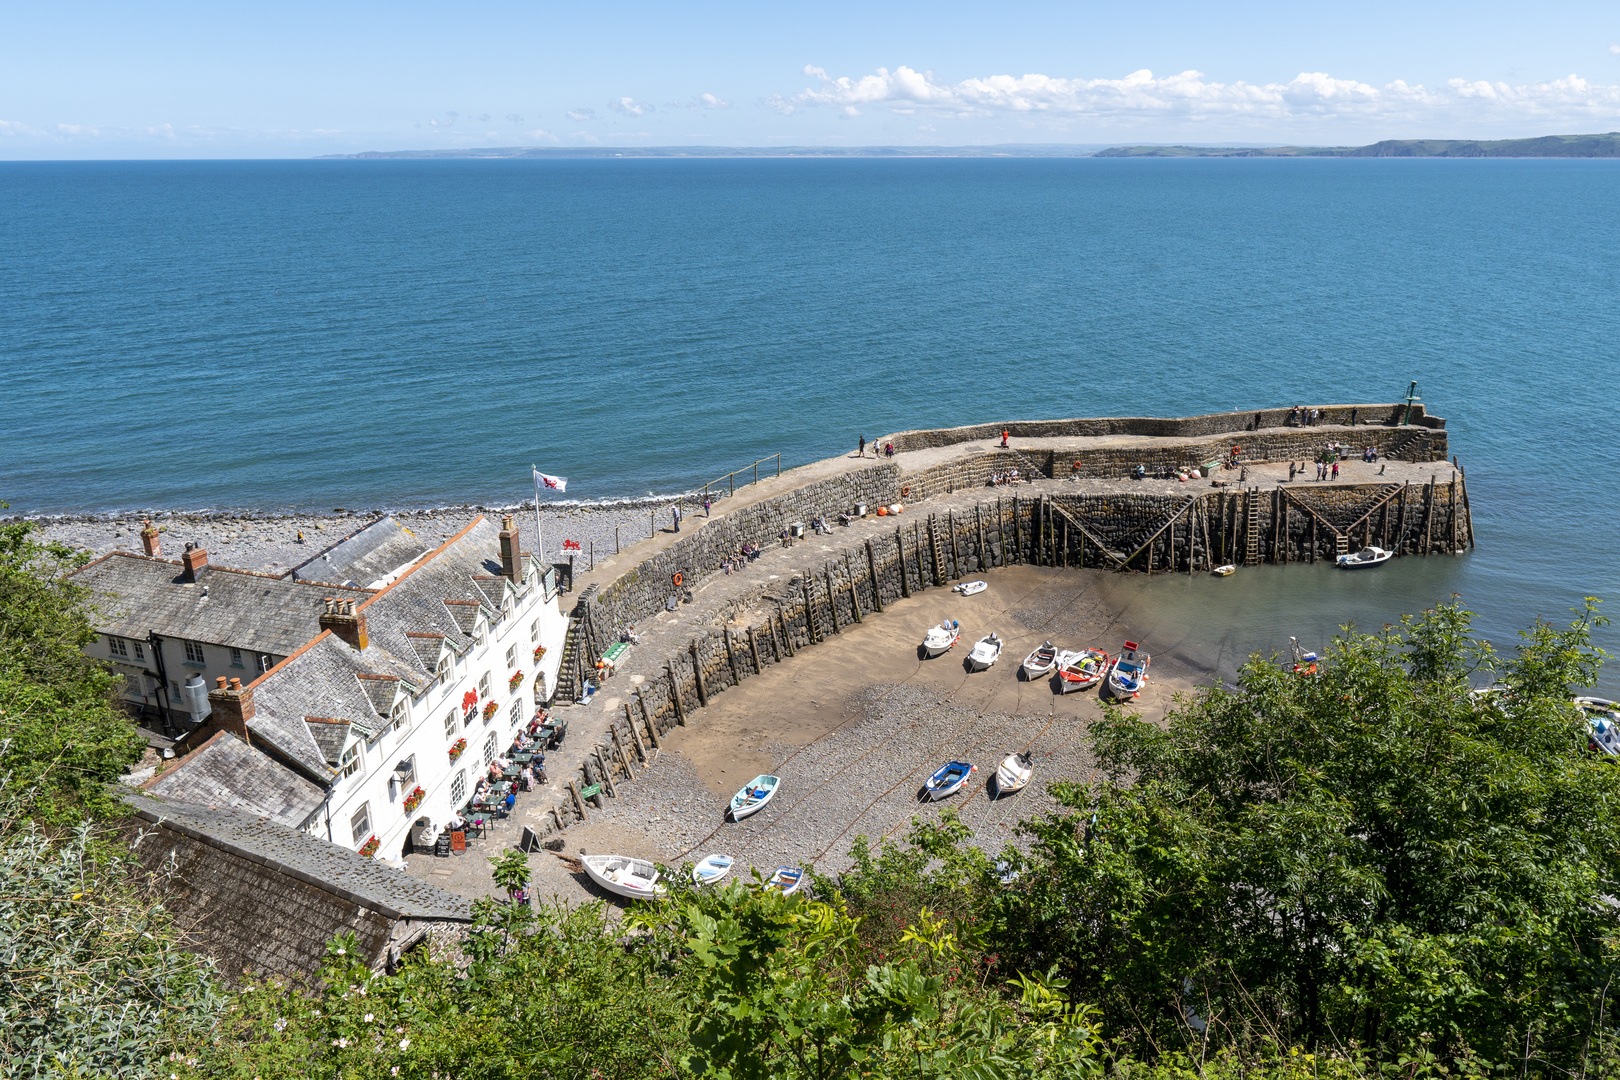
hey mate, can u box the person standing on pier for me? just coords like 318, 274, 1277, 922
858, 435, 866, 457
672, 505, 682, 533
1001, 429, 1009, 448
1331, 461, 1340, 480
1289, 462, 1297, 482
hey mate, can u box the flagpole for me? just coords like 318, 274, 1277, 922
532, 465, 544, 578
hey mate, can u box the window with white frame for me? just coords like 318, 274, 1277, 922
184, 640, 205, 665
444, 710, 458, 739
483, 732, 497, 765
505, 644, 516, 668
107, 636, 128, 658
132, 640, 144, 661
478, 672, 491, 698
510, 699, 524, 728
339, 743, 361, 778
530, 618, 540, 642
437, 656, 450, 683
450, 769, 466, 806
390, 699, 407, 733
230, 647, 243, 668
350, 803, 371, 844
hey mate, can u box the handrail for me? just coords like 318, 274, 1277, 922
702, 454, 782, 501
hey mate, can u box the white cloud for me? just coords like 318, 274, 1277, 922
0, 119, 34, 136
610, 97, 653, 116
1610, 44, 1620, 56
691, 93, 731, 110
523, 129, 557, 142
567, 108, 595, 121
772, 64, 1620, 129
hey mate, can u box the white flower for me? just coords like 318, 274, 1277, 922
399, 1038, 411, 1050
364, 1013, 374, 1022
335, 948, 346, 955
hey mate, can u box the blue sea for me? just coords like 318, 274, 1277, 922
3, 158, 1617, 687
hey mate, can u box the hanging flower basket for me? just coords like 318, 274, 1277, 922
508, 670, 524, 692
462, 689, 479, 717
402, 785, 426, 813
448, 738, 467, 761
482, 700, 499, 721
532, 645, 546, 662
358, 835, 380, 858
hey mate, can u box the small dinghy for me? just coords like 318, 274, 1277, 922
764, 866, 805, 895
692, 854, 734, 885
923, 619, 961, 657
1577, 698, 1620, 757
967, 633, 1003, 671
582, 854, 667, 900
729, 774, 780, 821
925, 760, 976, 800
995, 752, 1033, 796
954, 580, 987, 595
1336, 546, 1392, 569
1288, 637, 1320, 676
1212, 564, 1237, 577
1022, 641, 1058, 680
1107, 641, 1151, 699
1055, 648, 1110, 693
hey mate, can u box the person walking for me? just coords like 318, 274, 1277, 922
672, 505, 682, 533
704, 496, 712, 517
1331, 461, 1339, 481
1001, 430, 1009, 448
1288, 461, 1297, 482
858, 435, 866, 457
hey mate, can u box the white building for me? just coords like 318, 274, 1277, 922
73, 515, 569, 862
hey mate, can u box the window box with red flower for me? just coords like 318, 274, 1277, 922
482, 700, 499, 722
532, 645, 546, 662
508, 670, 524, 692
402, 786, 426, 813
448, 737, 467, 761
358, 835, 380, 858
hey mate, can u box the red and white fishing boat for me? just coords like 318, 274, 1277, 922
1054, 648, 1111, 693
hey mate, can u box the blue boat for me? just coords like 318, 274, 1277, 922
924, 760, 975, 801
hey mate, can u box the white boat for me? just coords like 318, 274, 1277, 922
582, 854, 667, 900
1107, 640, 1151, 699
692, 854, 734, 885
1576, 698, 1620, 757
1212, 564, 1237, 577
1055, 648, 1110, 693
923, 619, 961, 657
764, 866, 805, 895
954, 580, 987, 595
729, 774, 780, 820
1021, 641, 1058, 680
995, 752, 1033, 796
967, 633, 1003, 671
1336, 546, 1393, 569
1288, 637, 1320, 676
924, 760, 976, 800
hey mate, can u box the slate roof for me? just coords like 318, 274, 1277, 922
303, 717, 352, 766
138, 730, 326, 829
289, 516, 429, 588
244, 518, 533, 775
71, 553, 372, 657
124, 791, 472, 922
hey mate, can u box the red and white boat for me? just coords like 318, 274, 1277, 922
1055, 649, 1111, 693
1107, 641, 1150, 699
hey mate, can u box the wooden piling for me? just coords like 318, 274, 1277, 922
724, 629, 743, 684
689, 642, 708, 706
747, 624, 764, 671
895, 530, 911, 597
777, 610, 796, 657
666, 666, 686, 726
1459, 465, 1475, 549
865, 540, 884, 612
824, 570, 841, 634
611, 726, 636, 780
567, 779, 586, 820
976, 504, 987, 572
1423, 475, 1436, 555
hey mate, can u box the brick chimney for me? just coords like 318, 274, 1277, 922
205, 676, 255, 743
140, 520, 161, 557
499, 515, 522, 581
319, 597, 368, 650
181, 542, 208, 582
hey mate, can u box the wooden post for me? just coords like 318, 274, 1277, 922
976, 504, 987, 572
625, 706, 647, 761
777, 610, 796, 657
644, 706, 661, 747
666, 666, 686, 726
800, 579, 817, 643
567, 779, 587, 820
593, 749, 616, 796
1012, 495, 1023, 563
895, 530, 911, 597
1187, 505, 1196, 574
1218, 491, 1228, 563
611, 726, 636, 780
845, 561, 863, 624
689, 642, 708, 706
1459, 466, 1475, 549
1200, 499, 1213, 572
996, 496, 1005, 566
1449, 475, 1458, 553
1310, 514, 1316, 563
824, 570, 841, 633
551, 806, 565, 832
724, 629, 743, 685
747, 624, 764, 671
865, 540, 884, 612
636, 687, 656, 738
1423, 475, 1436, 555
946, 509, 956, 579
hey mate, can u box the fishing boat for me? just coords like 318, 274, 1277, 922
1021, 641, 1058, 680
764, 866, 805, 895
967, 633, 1003, 671
954, 580, 987, 595
925, 760, 976, 800
1577, 698, 1620, 757
922, 619, 961, 657
1288, 637, 1320, 676
1212, 564, 1237, 577
729, 774, 780, 820
995, 752, 1033, 796
1107, 641, 1151, 699
582, 854, 667, 900
1336, 546, 1393, 569
1055, 648, 1110, 693
692, 854, 735, 885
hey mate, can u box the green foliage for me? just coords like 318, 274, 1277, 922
0, 521, 144, 824
0, 788, 224, 1079
487, 848, 530, 898
995, 600, 1620, 1072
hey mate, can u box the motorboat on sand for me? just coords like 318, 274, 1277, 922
967, 633, 1003, 671
925, 760, 977, 800
1022, 641, 1058, 680
995, 752, 1033, 796
582, 854, 667, 900
692, 854, 734, 885
1055, 648, 1110, 693
923, 620, 961, 657
1107, 641, 1151, 699
729, 774, 780, 820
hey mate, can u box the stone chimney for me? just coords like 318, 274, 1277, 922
181, 543, 208, 582
319, 597, 368, 651
140, 520, 161, 557
499, 515, 522, 581
205, 676, 255, 743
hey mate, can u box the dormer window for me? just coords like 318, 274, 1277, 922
437, 656, 450, 683
339, 743, 361, 778
390, 699, 407, 732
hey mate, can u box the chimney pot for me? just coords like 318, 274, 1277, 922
204, 675, 256, 744
228, 677, 241, 691
140, 520, 161, 557
499, 516, 522, 581
215, 677, 228, 689
319, 598, 369, 651
181, 545, 209, 582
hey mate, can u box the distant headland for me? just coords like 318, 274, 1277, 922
319, 132, 1620, 160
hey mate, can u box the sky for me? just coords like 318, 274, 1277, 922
2, 0, 1619, 157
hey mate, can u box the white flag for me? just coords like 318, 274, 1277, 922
534, 469, 568, 493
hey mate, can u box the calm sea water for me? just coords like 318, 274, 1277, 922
2, 158, 1617, 686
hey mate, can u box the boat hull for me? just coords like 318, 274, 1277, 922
583, 855, 666, 900
729, 774, 780, 820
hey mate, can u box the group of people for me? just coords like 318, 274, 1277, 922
987, 468, 1025, 486
722, 542, 761, 574
855, 437, 896, 458
1289, 406, 1326, 426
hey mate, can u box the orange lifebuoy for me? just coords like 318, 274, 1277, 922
901, 486, 910, 497
672, 572, 683, 588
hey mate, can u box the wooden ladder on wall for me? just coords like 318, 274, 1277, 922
927, 516, 947, 585
1243, 488, 1262, 565
1335, 534, 1350, 560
